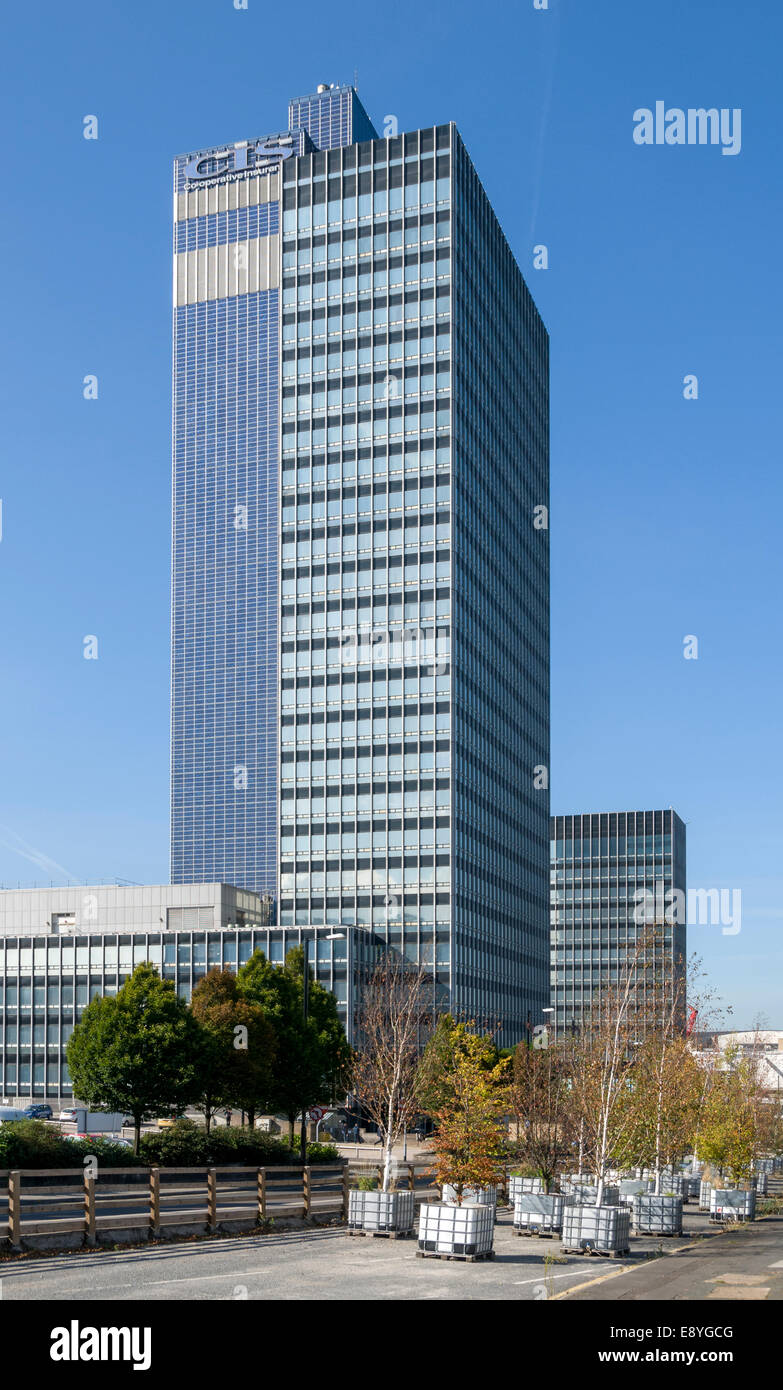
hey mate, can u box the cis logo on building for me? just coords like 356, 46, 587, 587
183, 138, 294, 181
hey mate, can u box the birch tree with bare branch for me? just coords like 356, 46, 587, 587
568, 932, 664, 1203
352, 954, 435, 1192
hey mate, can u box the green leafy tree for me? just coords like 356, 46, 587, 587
427, 1028, 510, 1204
285, 946, 352, 1090
190, 970, 276, 1131
698, 1045, 764, 1184
237, 947, 351, 1151
66, 963, 204, 1153
416, 1015, 500, 1118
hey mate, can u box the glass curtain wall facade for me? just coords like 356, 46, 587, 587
450, 135, 550, 1036
0, 922, 372, 1102
171, 128, 311, 892
171, 87, 550, 1044
550, 810, 687, 1036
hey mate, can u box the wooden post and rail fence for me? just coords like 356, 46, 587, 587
0, 1163, 348, 1252
0, 1160, 474, 1252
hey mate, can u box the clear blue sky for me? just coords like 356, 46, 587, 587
0, 0, 780, 1026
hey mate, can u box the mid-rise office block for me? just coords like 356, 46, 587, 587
550, 810, 687, 1035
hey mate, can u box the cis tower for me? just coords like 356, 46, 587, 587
170, 83, 550, 1043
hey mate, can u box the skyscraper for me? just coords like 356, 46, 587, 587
171, 83, 550, 1042
550, 810, 687, 1036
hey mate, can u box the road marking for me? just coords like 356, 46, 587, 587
768, 1260, 783, 1268
12, 1267, 276, 1295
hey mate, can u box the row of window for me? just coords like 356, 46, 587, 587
282, 340, 448, 379
283, 182, 450, 232
551, 836, 674, 857
285, 228, 450, 273
281, 457, 443, 488
283, 255, 450, 300
284, 371, 450, 405
280, 831, 450, 851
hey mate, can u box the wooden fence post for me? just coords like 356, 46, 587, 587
407, 1163, 415, 1192
303, 1165, 312, 1218
342, 1162, 350, 1219
257, 1167, 266, 1222
8, 1171, 21, 1251
207, 1167, 218, 1232
84, 1169, 96, 1246
149, 1167, 160, 1238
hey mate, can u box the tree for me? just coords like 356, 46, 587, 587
416, 1015, 500, 1117
617, 938, 699, 1193
427, 1028, 510, 1204
625, 1035, 703, 1189
352, 954, 434, 1191
698, 1040, 768, 1184
66, 963, 203, 1153
568, 939, 654, 1203
698, 1065, 756, 1184
189, 970, 276, 1132
416, 1014, 458, 1116
508, 1039, 578, 1193
237, 947, 351, 1151
687, 964, 733, 1167
285, 947, 351, 1091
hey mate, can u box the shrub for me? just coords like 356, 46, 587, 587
0, 1121, 75, 1168
0, 1122, 142, 1169
357, 1174, 378, 1191
205, 1128, 295, 1166
305, 1142, 340, 1164
278, 1138, 340, 1164
0, 1118, 342, 1171
140, 1118, 209, 1167
139, 1123, 303, 1167
66, 1137, 143, 1168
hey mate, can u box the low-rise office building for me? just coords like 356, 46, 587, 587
692, 1029, 783, 1093
0, 884, 374, 1103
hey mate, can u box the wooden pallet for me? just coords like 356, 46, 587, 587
561, 1246, 630, 1259
347, 1227, 413, 1240
416, 1248, 495, 1262
513, 1227, 557, 1239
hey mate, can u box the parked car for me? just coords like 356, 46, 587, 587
0, 1107, 25, 1125
59, 1108, 79, 1123
157, 1114, 186, 1130
21, 1104, 53, 1121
